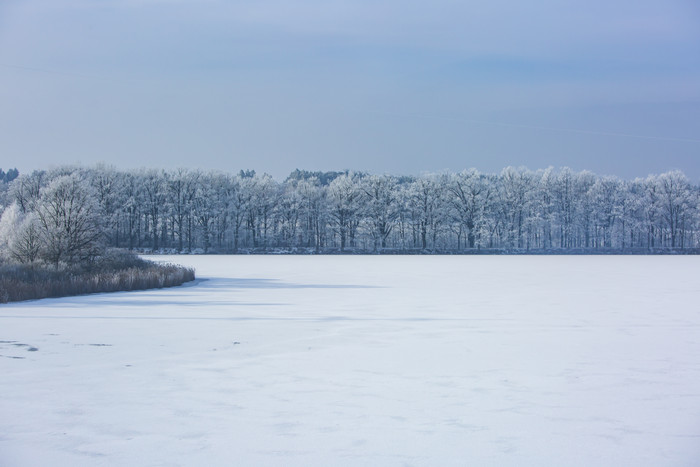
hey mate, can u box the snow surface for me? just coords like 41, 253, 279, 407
1, 255, 700, 466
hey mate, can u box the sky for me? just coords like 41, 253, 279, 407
1, 0, 699, 180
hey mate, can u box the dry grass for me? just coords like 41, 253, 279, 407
0, 251, 195, 303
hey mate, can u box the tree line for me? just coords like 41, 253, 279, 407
1, 165, 698, 258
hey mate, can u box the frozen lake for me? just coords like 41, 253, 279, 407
1, 255, 700, 466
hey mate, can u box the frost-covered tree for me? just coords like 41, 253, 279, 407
249, 174, 280, 248
361, 175, 399, 250
277, 181, 303, 247
529, 167, 555, 249
297, 178, 327, 251
35, 174, 104, 267
165, 168, 200, 252
407, 175, 443, 249
12, 170, 46, 214
88, 165, 121, 246
656, 171, 695, 247
193, 173, 222, 253
0, 203, 21, 261
0, 168, 18, 214
117, 171, 144, 250
140, 170, 167, 251
498, 167, 534, 248
9, 213, 42, 264
227, 173, 253, 251
447, 169, 492, 249
328, 174, 362, 250
642, 175, 664, 247
589, 176, 622, 248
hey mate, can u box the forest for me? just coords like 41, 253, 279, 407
0, 165, 698, 257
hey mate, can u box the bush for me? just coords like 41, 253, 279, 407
0, 250, 195, 303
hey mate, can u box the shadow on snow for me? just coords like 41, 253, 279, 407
197, 277, 381, 290
0, 277, 379, 309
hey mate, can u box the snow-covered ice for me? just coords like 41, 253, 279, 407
1, 255, 700, 466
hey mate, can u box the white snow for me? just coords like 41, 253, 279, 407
1, 255, 700, 466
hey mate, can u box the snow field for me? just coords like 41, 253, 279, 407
1, 255, 700, 466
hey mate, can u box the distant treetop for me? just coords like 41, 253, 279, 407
238, 169, 256, 179
0, 168, 19, 184
286, 169, 354, 186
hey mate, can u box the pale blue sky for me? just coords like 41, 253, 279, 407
1, 0, 699, 179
